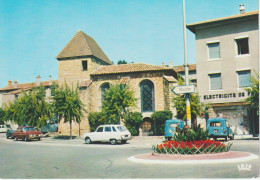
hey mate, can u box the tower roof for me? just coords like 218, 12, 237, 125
56, 30, 113, 65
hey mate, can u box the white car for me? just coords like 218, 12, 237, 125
0, 125, 7, 133
82, 124, 131, 145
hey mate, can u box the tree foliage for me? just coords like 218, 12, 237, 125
245, 72, 259, 110
3, 86, 51, 127
151, 110, 173, 135
52, 83, 85, 138
88, 112, 106, 132
172, 76, 204, 126
124, 112, 143, 136
0, 107, 5, 125
117, 59, 128, 64
102, 84, 137, 124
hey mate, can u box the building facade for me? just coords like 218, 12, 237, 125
55, 30, 191, 136
187, 10, 259, 135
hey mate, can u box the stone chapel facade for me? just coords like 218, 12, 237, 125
56, 30, 183, 136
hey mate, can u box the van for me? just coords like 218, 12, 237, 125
206, 118, 234, 141
164, 119, 184, 141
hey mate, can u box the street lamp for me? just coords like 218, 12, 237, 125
182, 0, 191, 126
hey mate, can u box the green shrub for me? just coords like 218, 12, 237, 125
173, 124, 210, 142
88, 112, 106, 132
124, 112, 143, 136
151, 111, 172, 135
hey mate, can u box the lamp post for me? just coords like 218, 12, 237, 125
182, 0, 191, 127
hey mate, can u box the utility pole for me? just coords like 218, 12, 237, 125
182, 0, 191, 127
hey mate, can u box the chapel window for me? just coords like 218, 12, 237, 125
140, 80, 154, 112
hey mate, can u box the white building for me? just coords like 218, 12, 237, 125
187, 9, 259, 136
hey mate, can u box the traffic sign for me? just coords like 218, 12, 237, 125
171, 85, 195, 94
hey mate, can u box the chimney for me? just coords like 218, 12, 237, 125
8, 81, 12, 86
49, 75, 52, 86
13, 81, 18, 88
36, 75, 41, 86
240, 4, 245, 14
169, 61, 173, 68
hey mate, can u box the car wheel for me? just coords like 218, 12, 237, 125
85, 137, 91, 144
121, 140, 127, 144
110, 139, 117, 145
24, 136, 29, 142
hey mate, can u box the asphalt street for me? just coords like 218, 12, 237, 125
0, 133, 259, 179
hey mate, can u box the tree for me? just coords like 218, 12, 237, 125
124, 112, 143, 136
52, 83, 85, 139
117, 59, 128, 64
245, 72, 259, 110
102, 84, 136, 124
4, 86, 52, 127
172, 76, 204, 126
88, 112, 106, 132
151, 111, 172, 135
0, 107, 5, 125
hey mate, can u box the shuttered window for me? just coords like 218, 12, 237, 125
208, 42, 220, 60
238, 70, 251, 87
209, 73, 222, 90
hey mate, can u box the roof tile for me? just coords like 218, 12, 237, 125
56, 30, 113, 65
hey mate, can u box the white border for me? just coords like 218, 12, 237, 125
128, 152, 259, 165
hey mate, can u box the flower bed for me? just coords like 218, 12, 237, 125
152, 140, 232, 154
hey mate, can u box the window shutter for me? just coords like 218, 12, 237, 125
208, 43, 220, 59
210, 74, 222, 90
238, 71, 251, 87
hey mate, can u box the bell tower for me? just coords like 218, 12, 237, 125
56, 30, 113, 87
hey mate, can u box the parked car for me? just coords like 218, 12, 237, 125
41, 123, 58, 133
6, 129, 15, 139
12, 126, 43, 141
0, 125, 7, 133
164, 119, 184, 141
206, 118, 234, 141
82, 125, 131, 145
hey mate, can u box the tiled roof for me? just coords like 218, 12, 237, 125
79, 80, 92, 88
163, 75, 177, 82
172, 64, 196, 72
91, 63, 176, 75
0, 80, 57, 92
187, 10, 258, 33
56, 30, 113, 65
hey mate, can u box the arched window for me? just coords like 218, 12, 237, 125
101, 83, 110, 104
140, 80, 154, 112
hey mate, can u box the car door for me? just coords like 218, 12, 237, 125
92, 126, 104, 141
103, 126, 113, 141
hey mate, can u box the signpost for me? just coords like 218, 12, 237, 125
171, 85, 195, 94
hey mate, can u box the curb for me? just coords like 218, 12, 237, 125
128, 152, 259, 165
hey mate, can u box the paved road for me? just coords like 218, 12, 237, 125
0, 133, 259, 178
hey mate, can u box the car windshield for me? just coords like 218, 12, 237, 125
117, 126, 127, 132
169, 124, 177, 128
210, 122, 222, 127
23, 127, 35, 132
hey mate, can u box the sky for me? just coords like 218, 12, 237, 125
0, 0, 258, 88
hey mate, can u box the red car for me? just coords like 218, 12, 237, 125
12, 126, 43, 141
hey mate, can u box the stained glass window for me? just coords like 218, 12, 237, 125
101, 83, 110, 104
140, 80, 154, 112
